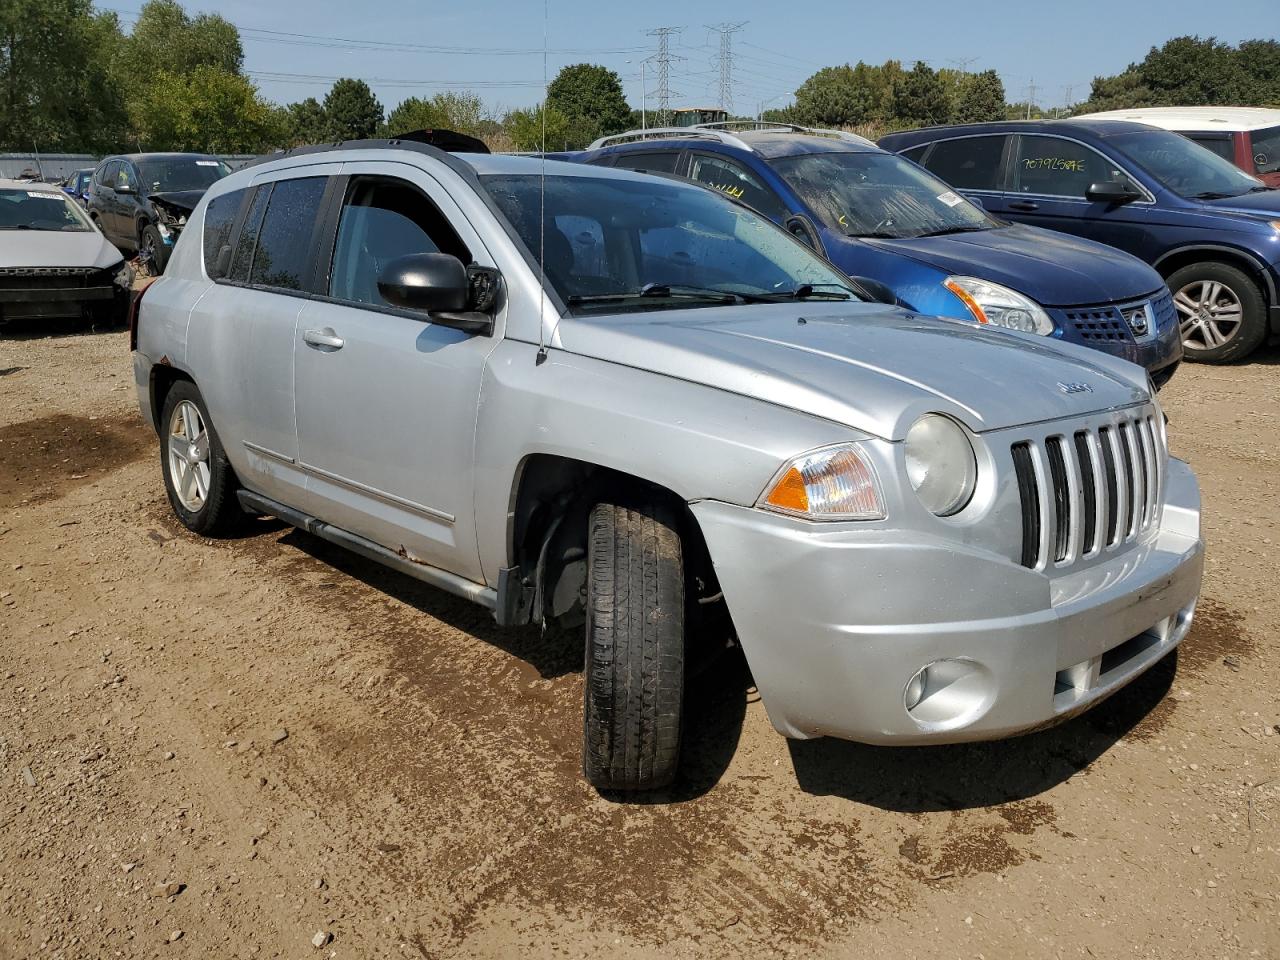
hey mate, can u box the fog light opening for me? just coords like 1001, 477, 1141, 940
903, 658, 995, 732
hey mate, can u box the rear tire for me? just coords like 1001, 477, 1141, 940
1168, 261, 1267, 363
582, 501, 685, 791
159, 381, 243, 537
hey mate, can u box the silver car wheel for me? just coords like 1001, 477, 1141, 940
1174, 280, 1243, 351
167, 400, 211, 512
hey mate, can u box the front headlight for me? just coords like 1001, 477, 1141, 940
758, 443, 885, 521
944, 276, 1054, 336
905, 415, 977, 517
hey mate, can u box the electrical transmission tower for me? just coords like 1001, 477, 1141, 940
646, 26, 683, 126
707, 22, 746, 114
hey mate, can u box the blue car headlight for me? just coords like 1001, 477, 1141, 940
944, 276, 1054, 336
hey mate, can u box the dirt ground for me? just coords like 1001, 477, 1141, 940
0, 321, 1276, 960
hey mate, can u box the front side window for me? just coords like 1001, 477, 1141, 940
96, 161, 119, 187
327, 178, 469, 308
136, 157, 231, 194
202, 189, 246, 278
771, 150, 993, 239
1014, 136, 1113, 198
1109, 129, 1263, 199
919, 136, 1009, 191
480, 172, 858, 313
250, 177, 327, 291
688, 153, 789, 222
1249, 125, 1280, 175
0, 188, 94, 231
115, 164, 135, 191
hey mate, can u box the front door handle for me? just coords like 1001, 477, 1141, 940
303, 328, 344, 350
1008, 200, 1040, 212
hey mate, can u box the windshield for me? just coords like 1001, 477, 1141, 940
1109, 130, 1264, 198
136, 157, 231, 194
770, 151, 995, 239
1251, 125, 1280, 175
480, 172, 860, 313
0, 188, 94, 231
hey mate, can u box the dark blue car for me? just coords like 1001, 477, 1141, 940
880, 119, 1280, 363
572, 123, 1181, 385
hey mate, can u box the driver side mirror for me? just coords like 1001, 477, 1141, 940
376, 253, 500, 335
785, 215, 823, 253
1086, 180, 1141, 204
115, 182, 135, 195
849, 276, 898, 306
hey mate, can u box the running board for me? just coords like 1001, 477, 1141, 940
236, 490, 498, 611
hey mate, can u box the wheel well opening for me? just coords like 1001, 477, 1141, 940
1157, 250, 1271, 305
148, 365, 193, 434
505, 455, 731, 649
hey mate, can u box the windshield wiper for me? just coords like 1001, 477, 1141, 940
1188, 190, 1241, 200
915, 225, 988, 238
849, 231, 902, 239
567, 284, 764, 306
1248, 185, 1274, 193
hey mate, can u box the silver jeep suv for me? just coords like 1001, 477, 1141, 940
131, 140, 1204, 791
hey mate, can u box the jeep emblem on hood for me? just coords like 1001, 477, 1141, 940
1057, 381, 1093, 395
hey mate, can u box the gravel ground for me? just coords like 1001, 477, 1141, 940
0, 323, 1277, 960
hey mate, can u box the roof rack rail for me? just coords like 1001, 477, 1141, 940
694, 120, 875, 147
587, 127, 755, 151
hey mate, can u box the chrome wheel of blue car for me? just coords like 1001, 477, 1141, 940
1168, 261, 1268, 363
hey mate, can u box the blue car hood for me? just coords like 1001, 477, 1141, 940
1200, 189, 1280, 218
858, 223, 1160, 307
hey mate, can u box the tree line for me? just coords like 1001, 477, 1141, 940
3, 1, 1277, 158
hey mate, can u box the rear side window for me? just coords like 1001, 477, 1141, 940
228, 186, 269, 283
688, 153, 789, 222
1188, 135, 1234, 163
249, 177, 327, 291
202, 189, 245, 278
1014, 135, 1098, 198
920, 136, 1008, 190
612, 151, 680, 174
327, 177, 469, 308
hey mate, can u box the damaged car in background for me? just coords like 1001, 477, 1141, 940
86, 153, 230, 274
0, 179, 132, 327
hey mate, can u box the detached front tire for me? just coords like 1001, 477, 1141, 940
582, 501, 685, 791
160, 381, 243, 536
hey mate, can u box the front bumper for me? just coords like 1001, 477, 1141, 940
690, 457, 1203, 745
1050, 293, 1183, 385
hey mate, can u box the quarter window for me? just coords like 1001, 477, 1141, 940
688, 154, 789, 222
202, 189, 245, 278
249, 177, 327, 292
327, 177, 469, 307
920, 136, 1008, 191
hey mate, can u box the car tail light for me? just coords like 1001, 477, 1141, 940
128, 277, 157, 352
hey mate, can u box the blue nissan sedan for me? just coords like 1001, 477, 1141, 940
572, 123, 1182, 385
880, 119, 1280, 363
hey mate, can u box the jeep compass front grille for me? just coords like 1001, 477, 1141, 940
1011, 409, 1164, 569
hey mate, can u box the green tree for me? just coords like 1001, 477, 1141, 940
383, 91, 486, 137
1137, 36, 1246, 105
794, 65, 875, 127
119, 0, 242, 81
893, 62, 952, 128
0, 0, 128, 152
954, 70, 1006, 123
1080, 67, 1154, 112
546, 63, 630, 148
1237, 39, 1280, 105
285, 97, 330, 146
132, 65, 285, 152
504, 104, 571, 151
323, 77, 383, 140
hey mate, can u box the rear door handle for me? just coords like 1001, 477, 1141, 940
303, 328, 344, 350
1008, 200, 1039, 212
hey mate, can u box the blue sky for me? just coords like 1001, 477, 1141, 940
100, 0, 1275, 116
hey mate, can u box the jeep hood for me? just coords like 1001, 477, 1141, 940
855, 223, 1161, 307
0, 229, 123, 270
556, 303, 1149, 440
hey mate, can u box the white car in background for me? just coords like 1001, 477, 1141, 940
0, 179, 132, 326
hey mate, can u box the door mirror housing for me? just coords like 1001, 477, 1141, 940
785, 215, 822, 252
115, 182, 135, 195
849, 276, 898, 306
376, 253, 499, 334
1086, 180, 1142, 204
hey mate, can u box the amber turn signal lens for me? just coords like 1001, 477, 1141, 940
758, 444, 885, 521
764, 465, 810, 513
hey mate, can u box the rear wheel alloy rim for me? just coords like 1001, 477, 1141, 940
168, 400, 210, 512
1174, 280, 1243, 351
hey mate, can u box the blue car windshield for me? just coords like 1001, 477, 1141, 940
1109, 130, 1264, 198
770, 151, 994, 239
480, 172, 860, 313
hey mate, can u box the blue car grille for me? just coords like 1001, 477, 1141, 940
1150, 289, 1176, 333
1061, 293, 1169, 344
1063, 307, 1131, 343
